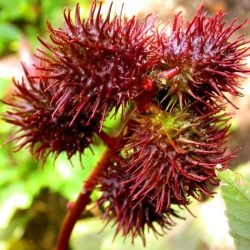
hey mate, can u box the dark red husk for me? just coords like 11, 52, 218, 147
33, 1, 157, 126
97, 164, 182, 245
3, 66, 96, 166
121, 107, 236, 213
152, 4, 250, 108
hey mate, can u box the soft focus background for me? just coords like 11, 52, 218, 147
0, 0, 249, 250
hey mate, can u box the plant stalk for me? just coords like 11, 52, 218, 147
55, 148, 113, 250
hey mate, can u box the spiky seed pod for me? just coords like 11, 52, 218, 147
97, 164, 181, 245
33, 1, 157, 126
121, 107, 235, 213
3, 66, 96, 166
151, 4, 249, 108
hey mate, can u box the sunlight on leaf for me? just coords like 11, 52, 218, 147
218, 169, 250, 250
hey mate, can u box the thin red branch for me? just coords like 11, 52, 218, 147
95, 129, 120, 150
55, 148, 113, 250
158, 66, 180, 79
56, 106, 134, 249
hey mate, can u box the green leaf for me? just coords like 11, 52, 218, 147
217, 169, 250, 250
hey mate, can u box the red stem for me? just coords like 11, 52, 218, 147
56, 107, 134, 249
158, 66, 180, 79
55, 148, 113, 250
95, 129, 119, 150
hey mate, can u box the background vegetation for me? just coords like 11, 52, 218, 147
0, 0, 249, 250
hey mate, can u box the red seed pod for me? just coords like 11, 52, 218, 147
153, 4, 249, 108
121, 107, 236, 213
3, 65, 96, 166
33, 1, 158, 126
97, 164, 182, 245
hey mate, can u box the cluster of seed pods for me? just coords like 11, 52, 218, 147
3, 0, 249, 244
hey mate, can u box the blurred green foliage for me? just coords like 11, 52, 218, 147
0, 0, 91, 57
218, 169, 250, 250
